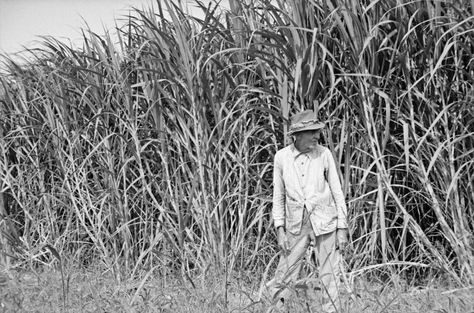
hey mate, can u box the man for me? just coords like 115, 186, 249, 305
267, 110, 349, 312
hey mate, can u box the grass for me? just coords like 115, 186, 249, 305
0, 266, 473, 313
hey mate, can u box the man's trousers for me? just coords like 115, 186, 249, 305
266, 218, 342, 311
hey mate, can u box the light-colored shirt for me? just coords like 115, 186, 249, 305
272, 143, 348, 236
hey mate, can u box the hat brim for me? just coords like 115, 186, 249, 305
288, 122, 325, 135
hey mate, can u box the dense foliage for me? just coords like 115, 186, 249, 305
1, 0, 473, 286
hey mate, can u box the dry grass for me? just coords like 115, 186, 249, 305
0, 267, 473, 313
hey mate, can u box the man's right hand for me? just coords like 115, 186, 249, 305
277, 227, 290, 254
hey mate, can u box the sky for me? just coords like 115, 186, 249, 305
0, 0, 227, 58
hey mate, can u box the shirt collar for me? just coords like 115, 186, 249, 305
290, 143, 321, 159
290, 143, 309, 160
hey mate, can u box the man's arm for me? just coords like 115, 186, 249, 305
272, 152, 286, 229
272, 152, 289, 252
325, 149, 349, 236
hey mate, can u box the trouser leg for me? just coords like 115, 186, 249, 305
315, 231, 341, 311
267, 226, 312, 302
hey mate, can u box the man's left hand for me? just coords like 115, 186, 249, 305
336, 228, 352, 258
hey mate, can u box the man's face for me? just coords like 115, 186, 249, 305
294, 129, 321, 153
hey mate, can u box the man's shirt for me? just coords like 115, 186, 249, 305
272, 144, 348, 236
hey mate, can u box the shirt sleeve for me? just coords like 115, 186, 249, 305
325, 149, 348, 229
272, 152, 286, 229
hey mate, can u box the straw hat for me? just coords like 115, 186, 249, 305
288, 110, 325, 135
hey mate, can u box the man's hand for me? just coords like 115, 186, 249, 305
336, 228, 353, 258
277, 227, 290, 255
336, 228, 348, 248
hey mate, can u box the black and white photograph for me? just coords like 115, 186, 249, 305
0, 0, 473, 312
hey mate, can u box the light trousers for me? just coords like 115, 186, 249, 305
266, 218, 341, 311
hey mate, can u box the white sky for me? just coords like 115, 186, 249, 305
0, 0, 228, 57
